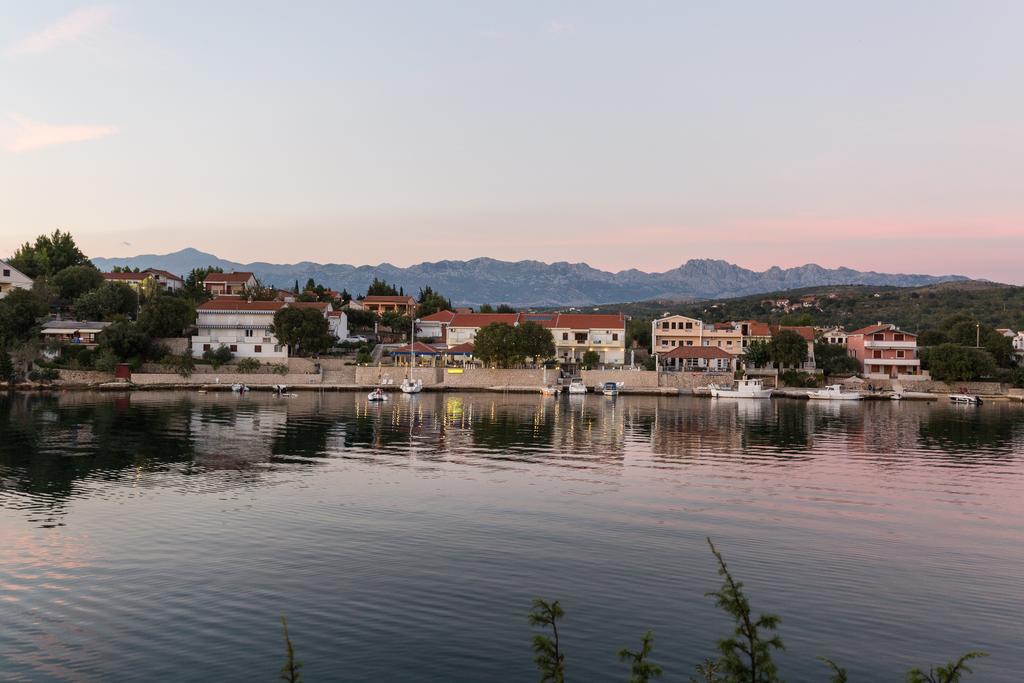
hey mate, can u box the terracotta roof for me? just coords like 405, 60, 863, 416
143, 268, 183, 281
103, 271, 150, 281
197, 298, 284, 311
550, 312, 625, 330
448, 313, 519, 328
662, 345, 733, 360
327, 310, 345, 318
361, 295, 416, 304
740, 321, 772, 337
204, 271, 255, 283
847, 323, 915, 337
445, 342, 475, 354
418, 310, 456, 323
775, 325, 815, 342
290, 301, 329, 312
391, 341, 440, 355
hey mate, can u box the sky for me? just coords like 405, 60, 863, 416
1, 1, 1022, 282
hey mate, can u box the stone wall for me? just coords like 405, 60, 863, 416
140, 362, 293, 375
130, 373, 322, 386
658, 371, 734, 390
153, 337, 189, 354
441, 367, 547, 389
840, 377, 1006, 394
582, 369, 659, 388
323, 366, 357, 384
355, 366, 441, 386
56, 369, 117, 385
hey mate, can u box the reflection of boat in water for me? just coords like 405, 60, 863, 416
808, 384, 862, 401
949, 393, 983, 405
567, 378, 587, 394
602, 381, 623, 397
400, 379, 423, 394
709, 378, 772, 399
368, 388, 388, 401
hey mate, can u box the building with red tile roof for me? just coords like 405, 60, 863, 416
846, 323, 923, 379
351, 295, 417, 316
203, 271, 257, 297
660, 345, 736, 372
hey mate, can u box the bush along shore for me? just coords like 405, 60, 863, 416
276, 539, 989, 682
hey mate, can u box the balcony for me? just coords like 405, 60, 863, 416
864, 340, 916, 349
864, 358, 920, 366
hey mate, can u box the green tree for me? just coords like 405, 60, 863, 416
98, 320, 152, 362
473, 322, 523, 368
238, 279, 277, 301
0, 351, 15, 385
138, 295, 195, 337
478, 303, 495, 313
818, 657, 848, 683
580, 349, 600, 369
203, 345, 233, 369
921, 344, 996, 382
627, 317, 652, 349
528, 599, 565, 683
182, 266, 223, 302
814, 342, 860, 376
380, 310, 412, 333
906, 652, 988, 683
743, 340, 771, 368
51, 265, 104, 302
947, 321, 1014, 367
706, 537, 784, 683
74, 282, 139, 321
273, 308, 333, 356
495, 303, 516, 313
618, 631, 662, 683
0, 289, 48, 345
345, 308, 377, 331
769, 330, 808, 368
279, 617, 303, 683
366, 277, 399, 296
161, 350, 196, 378
416, 286, 452, 317
8, 229, 91, 278
517, 321, 555, 364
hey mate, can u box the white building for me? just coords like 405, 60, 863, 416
191, 299, 288, 359
445, 311, 627, 365
0, 260, 33, 299
819, 327, 847, 346
144, 268, 184, 292
203, 271, 258, 297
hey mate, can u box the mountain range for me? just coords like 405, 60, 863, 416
91, 248, 969, 307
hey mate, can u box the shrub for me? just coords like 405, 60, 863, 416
272, 364, 289, 376
93, 349, 118, 373
235, 357, 261, 373
781, 370, 820, 388
203, 345, 233, 369
162, 350, 196, 378
28, 367, 60, 383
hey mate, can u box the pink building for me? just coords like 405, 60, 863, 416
846, 323, 925, 379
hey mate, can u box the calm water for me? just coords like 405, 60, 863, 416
1, 391, 1022, 682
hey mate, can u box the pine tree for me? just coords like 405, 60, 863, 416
280, 617, 303, 683
529, 599, 565, 683
618, 631, 662, 682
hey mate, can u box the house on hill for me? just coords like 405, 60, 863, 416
203, 272, 257, 297
0, 260, 32, 299
846, 323, 925, 380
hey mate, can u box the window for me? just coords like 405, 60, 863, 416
662, 322, 669, 330
686, 340, 693, 346
685, 322, 693, 330
896, 350, 904, 358
894, 334, 904, 341
254, 345, 262, 353
574, 333, 587, 343
245, 329, 253, 337
2, 269, 9, 276
263, 337, 272, 343
203, 344, 211, 351
873, 333, 884, 341
612, 333, 618, 341
230, 345, 238, 352
562, 332, 569, 340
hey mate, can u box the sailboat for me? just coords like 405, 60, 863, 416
401, 315, 423, 394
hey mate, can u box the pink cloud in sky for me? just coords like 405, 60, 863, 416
5, 5, 114, 58
0, 114, 117, 152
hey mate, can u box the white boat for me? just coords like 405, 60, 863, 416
807, 384, 863, 401
567, 378, 588, 394
949, 393, 983, 405
709, 378, 773, 399
368, 387, 388, 401
400, 378, 423, 394
231, 383, 249, 393
602, 381, 623, 396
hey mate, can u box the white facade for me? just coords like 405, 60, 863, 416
144, 269, 184, 292
820, 327, 847, 346
328, 312, 349, 341
0, 260, 33, 299
550, 324, 626, 365
191, 304, 288, 359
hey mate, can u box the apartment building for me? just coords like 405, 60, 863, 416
203, 272, 257, 297
351, 295, 418, 316
191, 298, 288, 358
846, 323, 924, 379
651, 315, 742, 355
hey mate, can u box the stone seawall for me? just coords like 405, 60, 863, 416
55, 370, 117, 385
130, 373, 323, 386
840, 377, 1007, 395
355, 366, 441, 386
441, 367, 549, 389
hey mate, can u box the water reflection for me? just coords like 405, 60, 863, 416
2, 392, 1023, 525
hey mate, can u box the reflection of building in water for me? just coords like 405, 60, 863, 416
648, 399, 746, 459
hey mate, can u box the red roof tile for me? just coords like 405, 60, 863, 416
551, 313, 625, 330
776, 325, 815, 342
204, 271, 255, 283
448, 313, 519, 328
419, 310, 456, 323
197, 298, 284, 311
103, 271, 150, 281
361, 295, 416, 304
392, 341, 439, 355
143, 268, 183, 281
847, 323, 915, 337
445, 342, 475, 354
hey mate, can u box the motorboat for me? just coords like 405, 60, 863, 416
400, 378, 423, 394
807, 384, 863, 401
709, 378, 773, 399
949, 393, 983, 405
540, 385, 560, 396
368, 387, 388, 401
231, 383, 249, 393
567, 378, 588, 394
602, 381, 623, 397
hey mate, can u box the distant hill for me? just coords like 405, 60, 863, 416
91, 248, 970, 307
589, 281, 1024, 332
